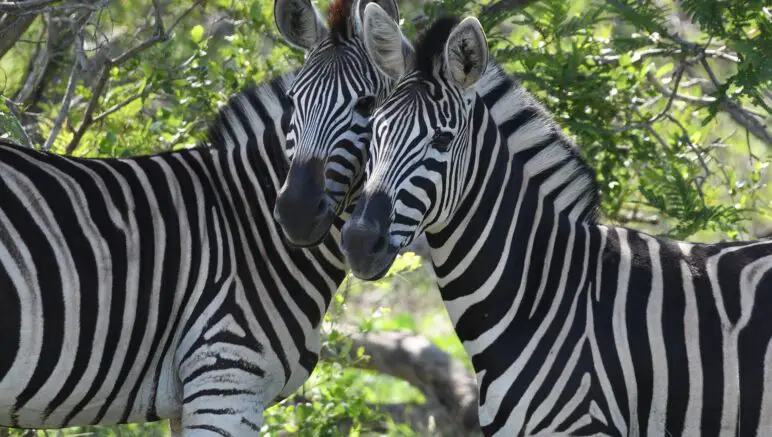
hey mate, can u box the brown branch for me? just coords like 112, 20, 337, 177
323, 330, 480, 434
0, 13, 37, 59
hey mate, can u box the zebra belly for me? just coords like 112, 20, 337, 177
0, 361, 181, 428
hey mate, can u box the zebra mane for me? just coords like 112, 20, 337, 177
474, 64, 601, 222
205, 71, 295, 152
327, 0, 355, 42
413, 15, 461, 78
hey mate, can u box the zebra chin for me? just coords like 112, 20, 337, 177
344, 249, 398, 281
340, 225, 399, 281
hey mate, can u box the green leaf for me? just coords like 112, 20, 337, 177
190, 25, 205, 43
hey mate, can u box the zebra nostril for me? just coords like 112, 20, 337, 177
315, 198, 328, 217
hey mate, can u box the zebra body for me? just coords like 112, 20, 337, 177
272, 0, 399, 246
0, 72, 346, 434
342, 11, 772, 436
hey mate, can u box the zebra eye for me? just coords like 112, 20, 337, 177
431, 131, 454, 151
354, 96, 376, 116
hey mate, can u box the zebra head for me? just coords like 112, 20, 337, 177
341, 8, 488, 280
272, 0, 400, 247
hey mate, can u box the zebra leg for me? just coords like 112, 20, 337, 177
179, 374, 268, 436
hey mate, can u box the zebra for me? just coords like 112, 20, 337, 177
0, 71, 347, 436
341, 7, 772, 437
271, 0, 400, 247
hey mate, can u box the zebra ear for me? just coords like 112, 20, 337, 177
354, 0, 399, 34
444, 17, 488, 89
362, 2, 414, 79
274, 0, 328, 51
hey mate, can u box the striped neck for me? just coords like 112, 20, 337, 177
206, 72, 347, 308
426, 65, 600, 341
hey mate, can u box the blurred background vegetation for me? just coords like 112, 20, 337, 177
0, 0, 770, 435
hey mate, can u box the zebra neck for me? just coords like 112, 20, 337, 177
426, 85, 599, 355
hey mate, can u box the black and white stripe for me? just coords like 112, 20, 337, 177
0, 71, 346, 435
343, 14, 772, 436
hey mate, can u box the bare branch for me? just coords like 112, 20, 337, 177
323, 330, 480, 434
0, 0, 59, 12
14, 15, 51, 104
412, 0, 537, 31
92, 92, 141, 122
698, 57, 772, 146
0, 13, 37, 59
612, 61, 688, 132
591, 47, 739, 66
151, 0, 165, 39
168, 0, 204, 35
615, 210, 661, 225
65, 63, 109, 153
42, 40, 79, 151
646, 71, 716, 106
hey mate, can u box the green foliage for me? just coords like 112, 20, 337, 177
426, 0, 771, 241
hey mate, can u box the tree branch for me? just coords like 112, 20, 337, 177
0, 13, 37, 59
0, 0, 59, 12
3, 97, 33, 148
65, 63, 108, 153
65, 0, 202, 153
612, 61, 688, 132
323, 330, 480, 434
42, 39, 79, 151
646, 71, 716, 106
697, 57, 772, 146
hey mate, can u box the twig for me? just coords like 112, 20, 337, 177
14, 13, 51, 104
42, 40, 79, 151
150, 0, 165, 39
2, 97, 33, 148
616, 211, 660, 225
167, 0, 204, 34
65, 64, 109, 153
698, 57, 772, 146
590, 48, 739, 66
92, 92, 142, 122
0, 0, 59, 12
612, 61, 687, 132
66, 0, 180, 153
646, 71, 716, 105
0, 13, 38, 59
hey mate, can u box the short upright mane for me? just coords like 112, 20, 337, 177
327, 0, 355, 42
205, 72, 294, 152
474, 65, 601, 222
413, 16, 461, 78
